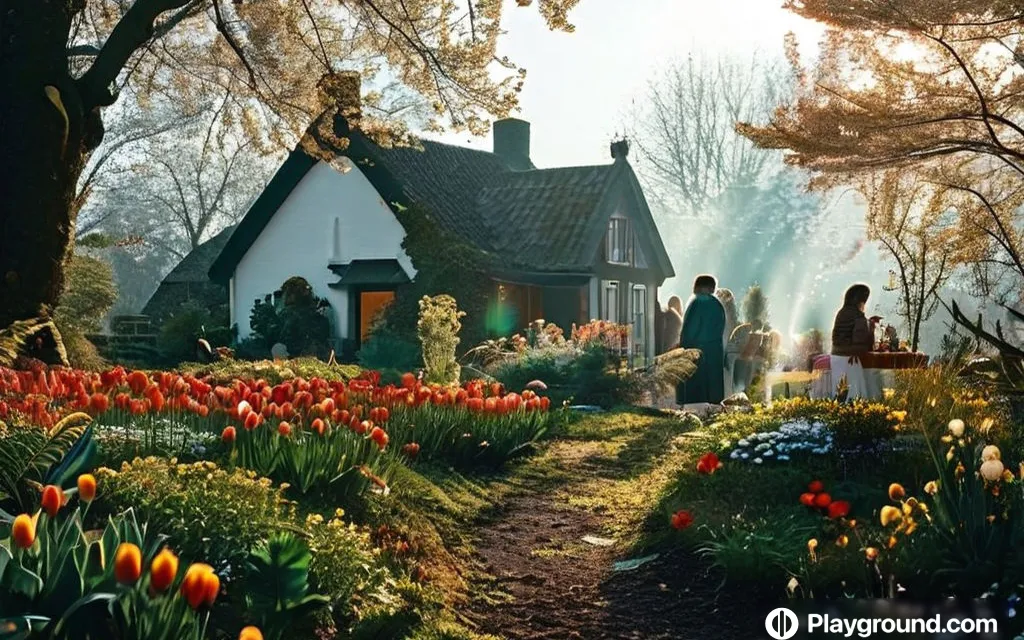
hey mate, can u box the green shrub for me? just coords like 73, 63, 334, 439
242, 532, 330, 640
177, 357, 362, 385
158, 303, 214, 365
95, 457, 290, 573
304, 510, 390, 618
697, 513, 815, 591
248, 278, 332, 358
358, 331, 421, 372
54, 253, 118, 370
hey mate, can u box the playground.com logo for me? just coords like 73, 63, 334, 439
765, 608, 799, 639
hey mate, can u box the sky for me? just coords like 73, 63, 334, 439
435, 0, 825, 168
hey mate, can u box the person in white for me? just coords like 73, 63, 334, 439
828, 284, 880, 400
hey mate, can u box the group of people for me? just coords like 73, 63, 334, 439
657, 274, 884, 406
655, 274, 779, 406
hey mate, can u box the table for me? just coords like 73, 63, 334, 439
809, 352, 929, 400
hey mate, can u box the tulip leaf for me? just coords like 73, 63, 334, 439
44, 424, 97, 489
0, 615, 50, 640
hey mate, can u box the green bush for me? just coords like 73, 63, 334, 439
95, 457, 290, 573
54, 253, 118, 369
358, 331, 422, 372
304, 510, 390, 619
248, 278, 332, 358
158, 303, 214, 365
417, 295, 464, 385
177, 357, 362, 385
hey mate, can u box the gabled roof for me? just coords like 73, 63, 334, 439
209, 113, 674, 284
163, 225, 236, 283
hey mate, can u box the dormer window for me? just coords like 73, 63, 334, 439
606, 215, 631, 265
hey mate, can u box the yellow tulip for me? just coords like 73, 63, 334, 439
924, 480, 938, 495
880, 505, 902, 527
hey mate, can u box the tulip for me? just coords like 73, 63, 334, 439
799, 492, 816, 507
244, 411, 260, 431
836, 534, 849, 548
808, 480, 824, 493
696, 452, 722, 475
370, 426, 389, 450
150, 548, 179, 592
827, 500, 851, 519
813, 492, 832, 508
947, 419, 965, 437
222, 426, 237, 444
540, 396, 551, 411
88, 392, 110, 414
181, 563, 219, 609
278, 421, 292, 437
980, 459, 1005, 482
402, 442, 421, 458
888, 483, 905, 501
981, 445, 1001, 462
670, 509, 694, 530
11, 513, 35, 549
311, 418, 326, 436
880, 505, 902, 527
41, 484, 64, 518
114, 543, 143, 584
924, 480, 939, 495
77, 474, 97, 502
239, 627, 264, 640
865, 547, 879, 561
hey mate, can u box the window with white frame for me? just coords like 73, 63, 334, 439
602, 280, 619, 323
606, 215, 631, 264
631, 284, 647, 354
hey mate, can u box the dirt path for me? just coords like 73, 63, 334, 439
460, 412, 763, 640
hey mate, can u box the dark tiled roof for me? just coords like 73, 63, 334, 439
163, 225, 235, 283
478, 165, 620, 271
367, 140, 510, 250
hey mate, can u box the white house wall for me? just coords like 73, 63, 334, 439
232, 159, 415, 342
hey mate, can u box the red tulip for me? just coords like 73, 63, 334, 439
278, 421, 292, 437
311, 418, 326, 436
808, 480, 825, 494
539, 396, 551, 411
243, 411, 260, 431
827, 500, 851, 519
355, 419, 370, 435
222, 426, 237, 444
670, 509, 694, 530
370, 426, 389, 450
696, 452, 722, 475
88, 392, 109, 415
41, 484, 64, 518
401, 372, 417, 389
402, 442, 421, 458
813, 493, 832, 508
799, 492, 816, 507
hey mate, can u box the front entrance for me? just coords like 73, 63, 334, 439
359, 290, 395, 342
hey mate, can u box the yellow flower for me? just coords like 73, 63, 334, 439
807, 538, 818, 561
946, 447, 955, 462
865, 547, 879, 561
888, 410, 907, 423
887, 536, 898, 549
882, 388, 895, 401
924, 480, 939, 495
836, 534, 849, 548
1002, 469, 1014, 483
979, 418, 995, 434
888, 483, 905, 501
880, 506, 903, 527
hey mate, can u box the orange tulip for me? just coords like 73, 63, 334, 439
244, 411, 260, 431
11, 513, 35, 549
114, 543, 143, 584
88, 392, 110, 414
150, 548, 179, 592
239, 627, 264, 640
808, 480, 825, 493
181, 563, 219, 609
77, 474, 97, 502
813, 493, 832, 508
278, 421, 292, 437
370, 426, 389, 450
222, 426, 237, 444
41, 484, 64, 518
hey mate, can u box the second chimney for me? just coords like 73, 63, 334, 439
493, 118, 534, 170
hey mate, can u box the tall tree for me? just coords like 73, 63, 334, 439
633, 52, 788, 219
0, 0, 583, 333
738, 1, 1024, 303
863, 171, 956, 351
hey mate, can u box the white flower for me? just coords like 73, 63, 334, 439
982, 445, 1001, 462
740, 452, 750, 460
948, 419, 965, 437
738, 439, 750, 447
730, 450, 741, 459
763, 449, 774, 457
753, 457, 763, 464
980, 459, 1005, 482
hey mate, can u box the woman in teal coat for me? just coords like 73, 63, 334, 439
676, 274, 727, 404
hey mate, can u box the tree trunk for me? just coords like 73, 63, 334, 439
0, 0, 100, 332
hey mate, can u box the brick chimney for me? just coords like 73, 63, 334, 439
493, 118, 533, 170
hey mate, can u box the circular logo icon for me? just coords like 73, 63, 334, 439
765, 607, 799, 640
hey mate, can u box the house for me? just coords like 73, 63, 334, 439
143, 225, 235, 324
207, 111, 674, 362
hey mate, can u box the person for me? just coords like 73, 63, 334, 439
829, 284, 879, 400
716, 288, 738, 395
660, 296, 683, 354
676, 275, 726, 405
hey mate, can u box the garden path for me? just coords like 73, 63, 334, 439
460, 410, 762, 639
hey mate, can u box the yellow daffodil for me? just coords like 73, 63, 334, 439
979, 418, 995, 434
880, 505, 903, 527
865, 547, 879, 561
924, 480, 938, 495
